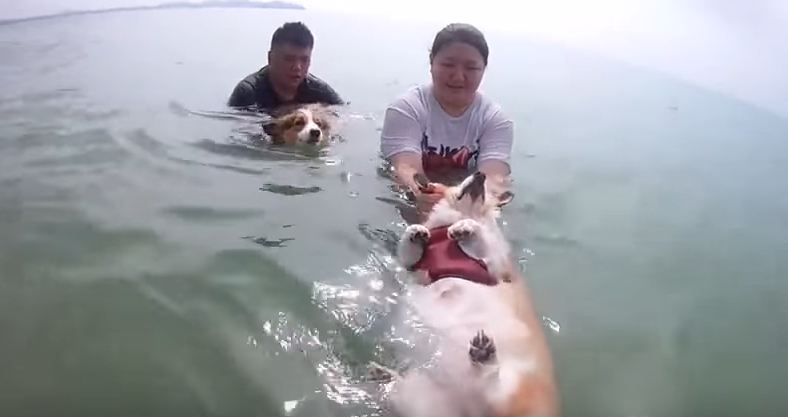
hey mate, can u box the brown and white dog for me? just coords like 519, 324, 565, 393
262, 104, 335, 145
377, 172, 560, 417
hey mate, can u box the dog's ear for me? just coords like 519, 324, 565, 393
496, 191, 514, 207
262, 119, 278, 136
262, 119, 283, 143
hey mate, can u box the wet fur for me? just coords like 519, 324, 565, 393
398, 173, 514, 284
384, 172, 556, 417
262, 103, 334, 145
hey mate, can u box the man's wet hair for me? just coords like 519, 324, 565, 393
429, 23, 489, 66
271, 21, 314, 49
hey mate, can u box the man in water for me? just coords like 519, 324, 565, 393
227, 22, 344, 109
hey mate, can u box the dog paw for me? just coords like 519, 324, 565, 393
469, 330, 496, 364
400, 225, 430, 268
404, 224, 430, 245
448, 219, 480, 241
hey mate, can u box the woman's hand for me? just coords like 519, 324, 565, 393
413, 181, 447, 214
478, 159, 512, 195
389, 153, 450, 215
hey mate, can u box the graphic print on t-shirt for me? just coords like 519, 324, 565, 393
421, 132, 480, 171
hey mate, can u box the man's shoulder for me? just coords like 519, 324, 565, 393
301, 73, 344, 105
303, 73, 332, 90
228, 67, 269, 107
236, 67, 269, 89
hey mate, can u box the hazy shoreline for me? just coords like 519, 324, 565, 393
0, 0, 303, 26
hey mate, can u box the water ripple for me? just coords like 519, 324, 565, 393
260, 183, 322, 196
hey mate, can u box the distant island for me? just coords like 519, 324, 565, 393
0, 1, 305, 26
137, 1, 303, 11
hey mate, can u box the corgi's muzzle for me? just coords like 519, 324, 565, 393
459, 171, 486, 202
307, 127, 321, 143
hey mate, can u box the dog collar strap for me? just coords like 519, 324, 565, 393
412, 225, 497, 286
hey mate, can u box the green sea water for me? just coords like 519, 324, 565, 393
1, 8, 787, 417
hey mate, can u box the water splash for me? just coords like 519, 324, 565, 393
252, 310, 384, 414
542, 316, 561, 334
282, 398, 301, 415
518, 247, 536, 271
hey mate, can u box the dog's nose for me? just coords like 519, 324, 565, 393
308, 129, 321, 141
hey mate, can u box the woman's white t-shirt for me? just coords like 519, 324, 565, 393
380, 84, 513, 171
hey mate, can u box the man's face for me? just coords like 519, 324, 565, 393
268, 43, 311, 91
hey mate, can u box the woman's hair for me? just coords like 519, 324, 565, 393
429, 23, 489, 66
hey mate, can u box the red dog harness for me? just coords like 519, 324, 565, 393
411, 226, 497, 286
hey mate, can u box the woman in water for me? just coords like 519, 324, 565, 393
379, 23, 561, 416
380, 23, 513, 214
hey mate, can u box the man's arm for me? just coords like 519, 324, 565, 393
227, 80, 256, 108
306, 74, 345, 105
322, 83, 345, 106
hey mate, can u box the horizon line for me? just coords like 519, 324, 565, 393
0, 1, 305, 27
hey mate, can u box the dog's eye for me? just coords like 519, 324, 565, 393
314, 118, 326, 129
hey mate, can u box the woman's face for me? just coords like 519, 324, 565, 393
430, 41, 486, 111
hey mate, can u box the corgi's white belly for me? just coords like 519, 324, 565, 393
408, 277, 531, 358
392, 278, 536, 417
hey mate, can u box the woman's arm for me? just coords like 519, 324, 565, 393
390, 152, 445, 213
478, 159, 513, 195
389, 152, 424, 192
381, 103, 426, 193
381, 98, 445, 212
477, 105, 515, 194
380, 97, 423, 182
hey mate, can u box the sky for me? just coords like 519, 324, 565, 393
300, 0, 788, 117
1, 0, 786, 117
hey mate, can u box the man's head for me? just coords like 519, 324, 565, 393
267, 22, 314, 93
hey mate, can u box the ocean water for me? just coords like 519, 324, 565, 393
1, 8, 787, 417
